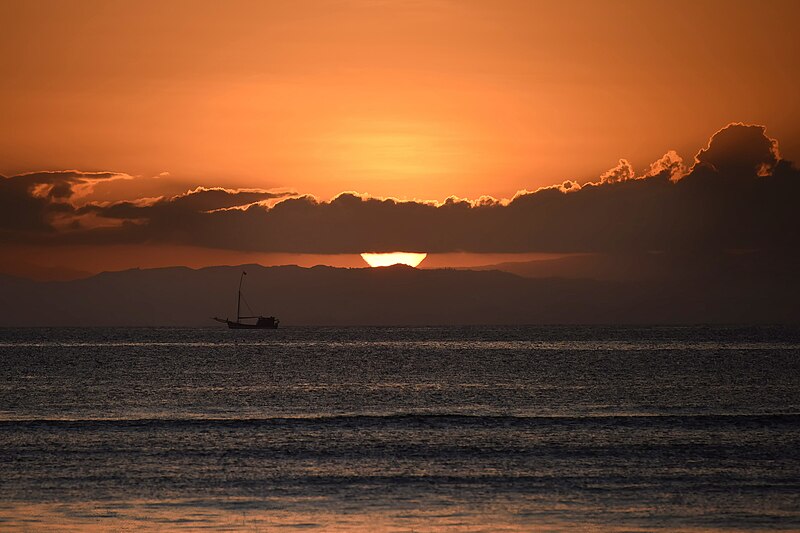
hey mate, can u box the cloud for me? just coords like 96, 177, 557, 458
0, 170, 132, 233
643, 150, 685, 181
693, 123, 780, 177
70, 187, 294, 242
3, 123, 798, 254
598, 159, 636, 184
18, 170, 132, 202
80, 187, 290, 219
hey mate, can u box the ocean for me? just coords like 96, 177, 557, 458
1, 325, 799, 531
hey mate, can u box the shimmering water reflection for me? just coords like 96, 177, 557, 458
1, 325, 799, 530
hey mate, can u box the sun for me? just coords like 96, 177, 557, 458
361, 252, 427, 268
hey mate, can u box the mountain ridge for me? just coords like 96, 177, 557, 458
1, 259, 797, 326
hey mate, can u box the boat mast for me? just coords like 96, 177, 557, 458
237, 271, 246, 321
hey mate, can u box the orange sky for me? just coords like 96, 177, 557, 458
2, 0, 799, 203
2, 1, 800, 278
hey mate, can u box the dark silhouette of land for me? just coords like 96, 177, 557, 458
1, 251, 797, 326
469, 250, 798, 282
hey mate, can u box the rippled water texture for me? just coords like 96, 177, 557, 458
1, 325, 799, 531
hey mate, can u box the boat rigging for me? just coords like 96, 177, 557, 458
212, 271, 279, 329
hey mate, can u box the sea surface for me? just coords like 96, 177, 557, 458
1, 325, 799, 531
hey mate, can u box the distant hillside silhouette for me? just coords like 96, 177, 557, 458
468, 250, 798, 282
1, 257, 797, 326
0, 259, 92, 282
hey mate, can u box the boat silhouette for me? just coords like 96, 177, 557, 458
213, 271, 279, 329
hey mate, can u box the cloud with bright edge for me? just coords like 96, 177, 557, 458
1, 123, 797, 256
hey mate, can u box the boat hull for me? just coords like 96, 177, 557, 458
227, 320, 278, 329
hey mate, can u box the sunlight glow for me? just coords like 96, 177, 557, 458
361, 252, 427, 268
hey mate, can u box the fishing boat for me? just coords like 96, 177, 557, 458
213, 271, 279, 329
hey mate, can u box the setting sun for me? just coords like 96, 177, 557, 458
361, 252, 427, 268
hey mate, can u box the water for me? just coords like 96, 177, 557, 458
1, 325, 799, 531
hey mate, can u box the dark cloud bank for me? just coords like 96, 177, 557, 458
2, 123, 799, 325
2, 123, 798, 255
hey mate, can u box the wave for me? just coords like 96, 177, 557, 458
3, 412, 799, 428
2, 340, 799, 350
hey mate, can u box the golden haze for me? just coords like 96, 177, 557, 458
2, 0, 800, 202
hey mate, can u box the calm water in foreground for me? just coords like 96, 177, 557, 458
1, 325, 799, 531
